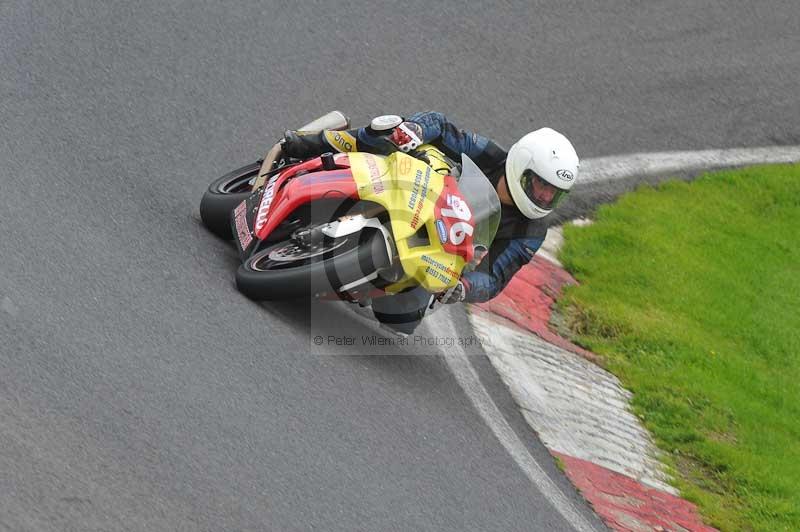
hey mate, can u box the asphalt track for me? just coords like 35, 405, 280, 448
1, 2, 798, 530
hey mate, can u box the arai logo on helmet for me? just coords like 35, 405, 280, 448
556, 169, 574, 181
435, 219, 448, 243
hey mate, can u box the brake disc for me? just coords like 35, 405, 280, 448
267, 239, 348, 262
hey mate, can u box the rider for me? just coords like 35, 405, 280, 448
280, 111, 580, 334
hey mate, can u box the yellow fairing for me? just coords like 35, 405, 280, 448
349, 146, 466, 294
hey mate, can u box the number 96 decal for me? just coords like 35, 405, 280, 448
441, 193, 474, 245
434, 180, 476, 261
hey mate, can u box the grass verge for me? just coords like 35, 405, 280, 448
557, 164, 800, 531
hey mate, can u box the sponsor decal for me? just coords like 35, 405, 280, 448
234, 200, 253, 250
255, 173, 280, 232
407, 169, 423, 209
409, 167, 431, 229
325, 130, 356, 153
435, 219, 448, 243
421, 254, 459, 285
441, 192, 474, 245
364, 154, 385, 195
556, 169, 574, 181
434, 175, 477, 262
425, 265, 451, 285
398, 156, 412, 176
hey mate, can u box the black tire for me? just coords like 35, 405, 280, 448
200, 162, 261, 240
235, 229, 392, 300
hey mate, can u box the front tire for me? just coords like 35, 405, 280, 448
200, 162, 260, 240
235, 229, 391, 300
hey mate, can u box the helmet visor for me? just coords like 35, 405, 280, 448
520, 169, 569, 210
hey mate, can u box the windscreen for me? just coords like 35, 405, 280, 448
456, 153, 501, 265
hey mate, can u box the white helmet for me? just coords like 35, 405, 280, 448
505, 127, 579, 219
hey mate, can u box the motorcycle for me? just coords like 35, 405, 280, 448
199, 111, 501, 306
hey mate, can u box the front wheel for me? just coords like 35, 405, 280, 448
235, 229, 392, 300
200, 162, 260, 240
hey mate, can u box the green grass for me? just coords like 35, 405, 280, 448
557, 164, 800, 531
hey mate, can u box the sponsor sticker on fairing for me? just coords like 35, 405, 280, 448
398, 155, 412, 176
255, 173, 280, 232
435, 219, 448, 243
364, 154, 385, 195
234, 200, 253, 250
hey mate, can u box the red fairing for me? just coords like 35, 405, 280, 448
434, 174, 476, 264
254, 154, 359, 241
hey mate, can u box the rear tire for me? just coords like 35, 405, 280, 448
200, 162, 260, 240
235, 229, 391, 300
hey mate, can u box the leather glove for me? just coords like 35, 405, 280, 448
280, 130, 326, 159
439, 280, 466, 304
280, 130, 302, 158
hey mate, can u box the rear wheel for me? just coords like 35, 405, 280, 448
235, 228, 392, 300
200, 162, 260, 239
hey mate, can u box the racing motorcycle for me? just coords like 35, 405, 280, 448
199, 111, 501, 305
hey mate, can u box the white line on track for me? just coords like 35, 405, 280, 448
431, 311, 601, 532
580, 145, 800, 183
